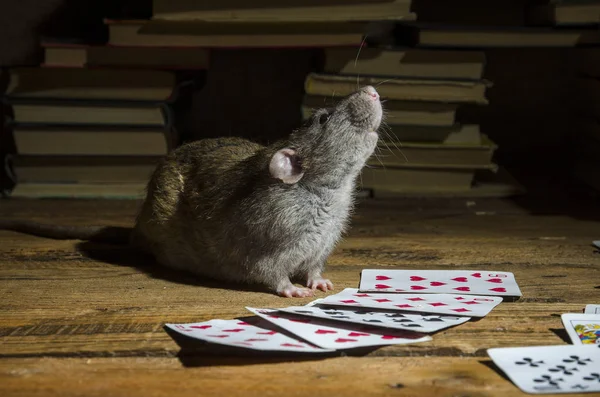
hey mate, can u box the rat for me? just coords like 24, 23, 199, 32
0, 85, 382, 297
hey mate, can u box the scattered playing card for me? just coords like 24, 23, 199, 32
487, 344, 600, 394
584, 305, 600, 315
562, 314, 600, 345
317, 288, 502, 317
592, 241, 600, 249
165, 319, 333, 352
359, 269, 522, 298
277, 299, 471, 333
246, 307, 432, 350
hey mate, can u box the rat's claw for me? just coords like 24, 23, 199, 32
279, 285, 314, 298
307, 278, 334, 292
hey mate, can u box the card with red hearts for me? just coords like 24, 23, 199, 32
318, 288, 502, 317
358, 269, 522, 298
165, 319, 333, 352
246, 307, 432, 350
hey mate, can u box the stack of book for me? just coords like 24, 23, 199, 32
3, 67, 183, 198
302, 47, 499, 197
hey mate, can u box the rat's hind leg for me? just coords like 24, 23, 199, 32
306, 269, 334, 292
298, 251, 335, 292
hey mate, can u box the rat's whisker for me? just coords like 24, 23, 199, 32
354, 34, 368, 90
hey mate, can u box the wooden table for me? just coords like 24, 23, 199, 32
1, 197, 598, 396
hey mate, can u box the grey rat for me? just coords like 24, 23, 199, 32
0, 86, 383, 297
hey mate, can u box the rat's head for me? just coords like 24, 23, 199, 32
269, 86, 382, 187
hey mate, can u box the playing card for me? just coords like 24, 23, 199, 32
359, 269, 522, 297
165, 319, 333, 352
562, 314, 600, 345
487, 344, 600, 394
246, 307, 432, 350
317, 288, 502, 317
592, 241, 600, 249
584, 305, 600, 314
277, 299, 471, 333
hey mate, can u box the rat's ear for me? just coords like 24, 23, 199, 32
269, 148, 304, 184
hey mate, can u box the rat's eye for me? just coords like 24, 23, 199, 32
319, 113, 330, 125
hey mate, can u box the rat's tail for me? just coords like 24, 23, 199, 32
0, 220, 131, 244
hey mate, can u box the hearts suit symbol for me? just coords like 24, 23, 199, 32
281, 343, 304, 348
223, 329, 244, 332
486, 278, 503, 283
410, 276, 427, 281
347, 332, 370, 337
381, 335, 401, 339
190, 325, 212, 329
471, 273, 482, 278
290, 318, 311, 323
335, 338, 359, 343
411, 285, 427, 290
376, 275, 392, 280
375, 284, 392, 289
315, 329, 337, 334
454, 287, 471, 292
257, 331, 277, 335
244, 338, 268, 342
430, 282, 446, 286
451, 277, 468, 282
490, 287, 506, 292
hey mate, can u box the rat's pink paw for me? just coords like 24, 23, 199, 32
278, 285, 314, 298
307, 278, 334, 292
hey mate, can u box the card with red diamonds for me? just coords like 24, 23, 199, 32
246, 307, 432, 350
358, 269, 522, 298
318, 288, 503, 317
165, 319, 334, 352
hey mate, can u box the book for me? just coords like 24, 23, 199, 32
412, 0, 531, 27
304, 73, 489, 104
106, 19, 367, 48
10, 102, 166, 126
9, 182, 147, 199
302, 95, 458, 126
395, 23, 600, 48
6, 67, 175, 101
10, 155, 161, 183
151, 0, 415, 22
381, 123, 481, 144
43, 43, 210, 69
12, 126, 172, 156
368, 135, 496, 167
361, 167, 524, 198
324, 47, 486, 80
359, 164, 496, 194
529, 1, 600, 26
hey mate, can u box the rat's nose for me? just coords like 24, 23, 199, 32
362, 85, 379, 100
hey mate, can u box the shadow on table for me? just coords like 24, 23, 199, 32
76, 240, 272, 294
479, 359, 512, 383
164, 320, 382, 368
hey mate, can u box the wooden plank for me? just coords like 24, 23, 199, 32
1, 198, 599, 395
0, 356, 593, 397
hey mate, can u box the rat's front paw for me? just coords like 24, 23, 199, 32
278, 285, 314, 298
307, 278, 334, 292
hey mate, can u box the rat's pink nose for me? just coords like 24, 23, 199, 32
362, 85, 379, 100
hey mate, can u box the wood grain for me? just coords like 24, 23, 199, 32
1, 197, 599, 396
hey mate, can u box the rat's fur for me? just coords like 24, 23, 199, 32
0, 86, 382, 297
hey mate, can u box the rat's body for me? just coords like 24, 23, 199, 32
0, 86, 383, 297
